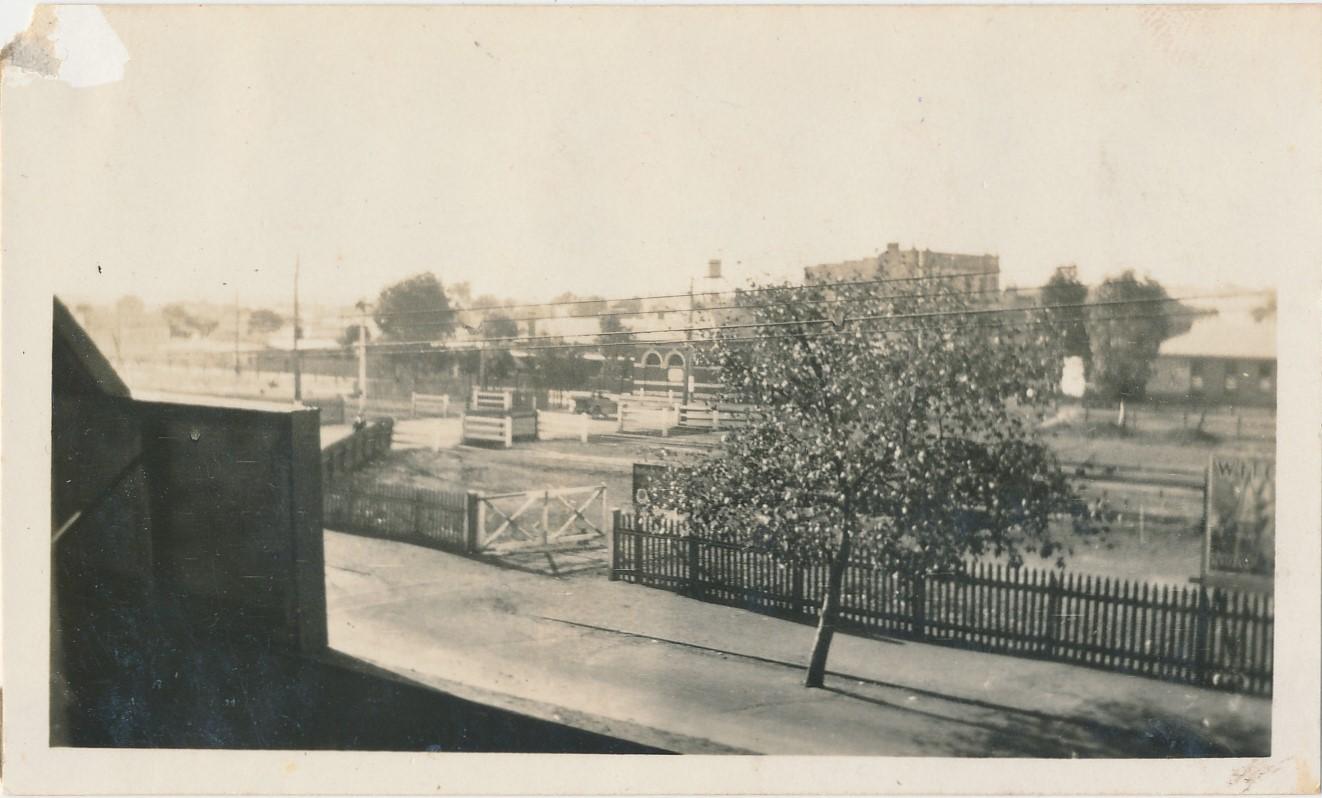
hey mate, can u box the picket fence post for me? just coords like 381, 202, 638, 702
687, 534, 702, 599
912, 573, 927, 641
464, 491, 482, 553
1193, 586, 1213, 685
1042, 573, 1063, 657
608, 508, 621, 580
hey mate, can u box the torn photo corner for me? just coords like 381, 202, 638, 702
2, 3, 1320, 796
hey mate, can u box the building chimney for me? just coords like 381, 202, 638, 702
708, 259, 722, 279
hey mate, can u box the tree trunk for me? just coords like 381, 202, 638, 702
804, 529, 853, 688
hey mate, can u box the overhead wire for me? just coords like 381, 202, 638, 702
331, 289, 1261, 354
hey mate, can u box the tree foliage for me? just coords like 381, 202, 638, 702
1042, 266, 1090, 366
161, 303, 218, 339
374, 273, 454, 342
247, 308, 285, 335
597, 313, 632, 346
1085, 271, 1185, 402
338, 324, 369, 348
649, 278, 1099, 686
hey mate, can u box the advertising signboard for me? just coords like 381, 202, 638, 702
1202, 456, 1275, 590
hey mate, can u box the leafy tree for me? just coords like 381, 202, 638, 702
160, 303, 219, 338
247, 308, 285, 335
338, 324, 369, 348
447, 281, 473, 306
1041, 266, 1090, 368
482, 312, 519, 340
1085, 271, 1185, 418
188, 316, 219, 338
554, 292, 608, 317
374, 273, 455, 342
162, 303, 193, 338
650, 279, 1097, 688
597, 314, 632, 345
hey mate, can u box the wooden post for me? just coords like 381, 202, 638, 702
609, 508, 621, 580
541, 490, 550, 546
411, 392, 418, 418
712, 406, 721, 431
579, 412, 589, 443
1193, 586, 1213, 685
687, 534, 702, 599
412, 493, 423, 540
1042, 573, 1063, 657
912, 573, 927, 641
792, 565, 805, 615
636, 520, 646, 583
465, 491, 484, 553
503, 416, 513, 448
617, 401, 627, 432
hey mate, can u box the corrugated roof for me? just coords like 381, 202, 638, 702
1159, 311, 1275, 360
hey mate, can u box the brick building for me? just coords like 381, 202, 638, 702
1146, 310, 1276, 408
804, 242, 1001, 295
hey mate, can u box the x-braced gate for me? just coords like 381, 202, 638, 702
474, 485, 609, 553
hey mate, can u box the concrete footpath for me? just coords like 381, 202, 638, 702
324, 530, 1270, 757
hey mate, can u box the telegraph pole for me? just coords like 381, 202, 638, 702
293, 254, 303, 403
356, 301, 369, 416
685, 276, 695, 404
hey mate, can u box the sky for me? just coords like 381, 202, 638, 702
4, 4, 1320, 311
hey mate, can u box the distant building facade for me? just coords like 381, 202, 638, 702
804, 242, 1000, 295
1145, 311, 1276, 408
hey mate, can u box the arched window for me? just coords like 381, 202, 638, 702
643, 351, 663, 367
666, 352, 686, 369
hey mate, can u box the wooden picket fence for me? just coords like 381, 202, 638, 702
324, 482, 471, 551
610, 513, 1273, 695
320, 419, 393, 484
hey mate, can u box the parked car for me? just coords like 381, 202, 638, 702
573, 391, 619, 419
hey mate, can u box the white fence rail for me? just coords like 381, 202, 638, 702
617, 400, 680, 436
474, 484, 609, 552
676, 403, 755, 431
411, 392, 451, 418
461, 414, 513, 447
471, 388, 514, 412
537, 410, 591, 443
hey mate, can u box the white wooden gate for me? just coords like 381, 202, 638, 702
474, 484, 608, 552
411, 392, 451, 417
616, 399, 680, 436
536, 410, 591, 443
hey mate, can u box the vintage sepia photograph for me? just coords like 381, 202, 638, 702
3, 3, 1320, 793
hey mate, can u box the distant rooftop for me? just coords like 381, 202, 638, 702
1160, 311, 1275, 361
